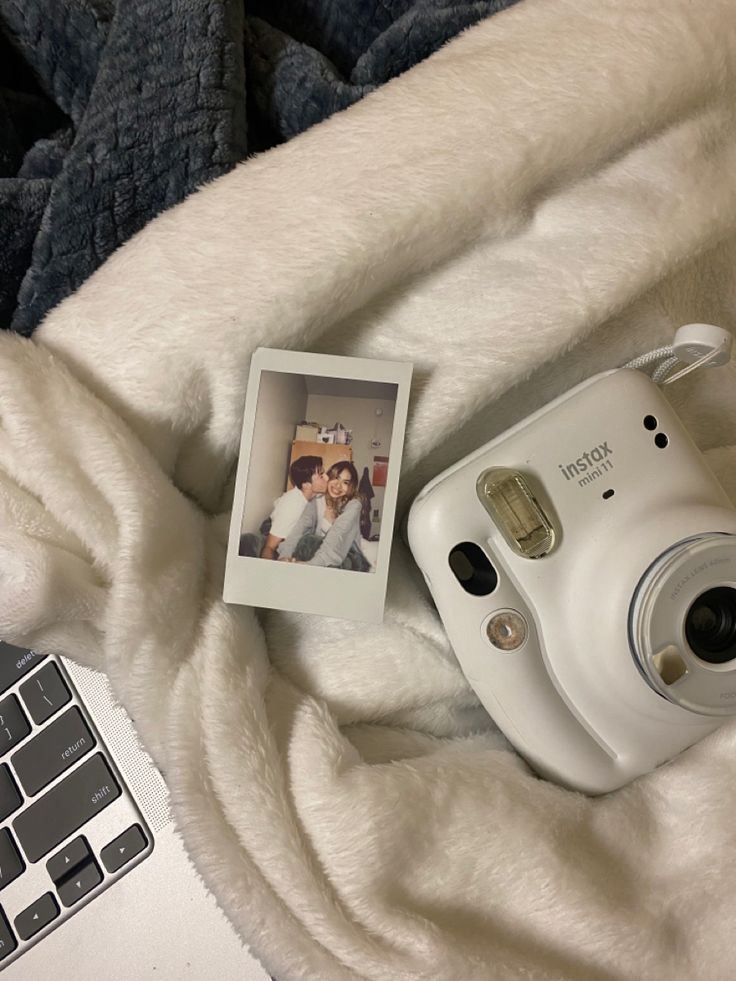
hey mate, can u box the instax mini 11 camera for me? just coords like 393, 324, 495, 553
407, 367, 736, 794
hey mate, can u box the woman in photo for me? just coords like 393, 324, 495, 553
279, 461, 371, 571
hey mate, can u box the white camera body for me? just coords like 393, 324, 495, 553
407, 368, 736, 794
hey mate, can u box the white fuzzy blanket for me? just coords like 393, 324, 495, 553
2, 0, 736, 978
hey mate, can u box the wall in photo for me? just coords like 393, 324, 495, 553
242, 371, 307, 534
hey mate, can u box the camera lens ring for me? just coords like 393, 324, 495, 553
628, 533, 736, 716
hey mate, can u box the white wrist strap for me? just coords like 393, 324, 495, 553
624, 324, 732, 386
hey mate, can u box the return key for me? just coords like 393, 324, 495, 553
12, 707, 95, 796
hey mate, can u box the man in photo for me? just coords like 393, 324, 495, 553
260, 455, 328, 559
239, 455, 328, 559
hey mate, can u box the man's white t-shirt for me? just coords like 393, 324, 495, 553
269, 486, 308, 539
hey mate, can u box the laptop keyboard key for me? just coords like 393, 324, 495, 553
47, 836, 92, 884
0, 829, 24, 891
101, 824, 147, 874
0, 906, 16, 961
57, 858, 102, 908
13, 754, 121, 863
0, 765, 21, 822
15, 892, 59, 941
0, 695, 30, 755
12, 706, 95, 796
19, 662, 71, 725
0, 643, 45, 697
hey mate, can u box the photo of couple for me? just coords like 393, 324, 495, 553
239, 455, 375, 572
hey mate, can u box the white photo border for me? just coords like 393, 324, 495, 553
224, 348, 413, 623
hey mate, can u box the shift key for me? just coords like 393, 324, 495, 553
13, 755, 120, 863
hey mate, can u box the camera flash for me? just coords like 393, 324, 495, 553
486, 610, 528, 651
477, 468, 556, 559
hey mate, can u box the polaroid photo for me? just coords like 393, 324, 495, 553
224, 348, 413, 623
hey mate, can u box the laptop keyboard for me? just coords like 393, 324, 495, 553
0, 642, 153, 969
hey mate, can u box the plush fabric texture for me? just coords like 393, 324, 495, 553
0, 0, 247, 333
1, 0, 736, 978
0, 0, 517, 333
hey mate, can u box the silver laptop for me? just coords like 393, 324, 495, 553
0, 642, 272, 979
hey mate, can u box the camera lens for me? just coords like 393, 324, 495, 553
685, 587, 736, 664
629, 535, 736, 715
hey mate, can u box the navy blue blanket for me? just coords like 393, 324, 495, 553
0, 0, 519, 334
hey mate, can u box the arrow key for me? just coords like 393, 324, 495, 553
15, 892, 59, 940
101, 824, 147, 874
46, 836, 91, 885
57, 858, 102, 908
